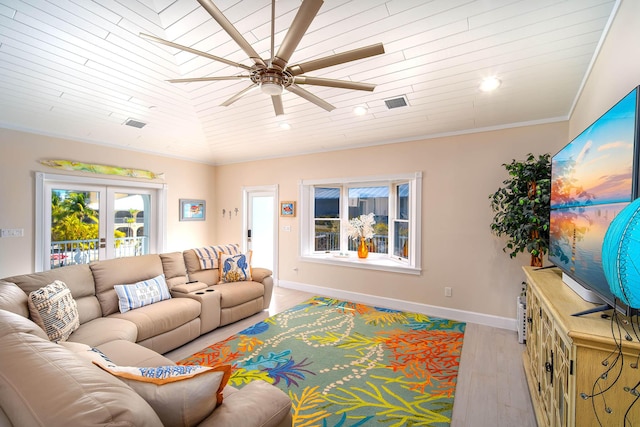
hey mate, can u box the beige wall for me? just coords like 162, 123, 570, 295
0, 128, 216, 277
215, 122, 568, 318
570, 0, 640, 136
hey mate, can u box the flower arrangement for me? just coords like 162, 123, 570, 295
346, 213, 376, 241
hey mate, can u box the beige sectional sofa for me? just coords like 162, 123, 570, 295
0, 248, 291, 427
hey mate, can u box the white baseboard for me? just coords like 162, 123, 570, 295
277, 280, 517, 331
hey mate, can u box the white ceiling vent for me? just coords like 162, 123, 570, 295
384, 95, 409, 110
124, 118, 146, 128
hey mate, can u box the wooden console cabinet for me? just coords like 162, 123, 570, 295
523, 266, 640, 426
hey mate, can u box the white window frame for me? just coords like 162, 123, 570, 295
299, 172, 422, 275
35, 172, 167, 272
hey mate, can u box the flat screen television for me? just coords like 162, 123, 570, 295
548, 86, 640, 315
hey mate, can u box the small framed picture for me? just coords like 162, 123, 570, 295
280, 201, 296, 217
180, 199, 206, 221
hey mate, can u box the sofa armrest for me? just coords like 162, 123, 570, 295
250, 268, 274, 309
171, 281, 208, 293
198, 381, 291, 427
251, 268, 272, 283
171, 287, 221, 334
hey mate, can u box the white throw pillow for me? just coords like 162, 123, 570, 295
114, 274, 171, 313
82, 347, 231, 427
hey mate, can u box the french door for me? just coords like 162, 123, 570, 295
36, 172, 166, 271
243, 185, 278, 280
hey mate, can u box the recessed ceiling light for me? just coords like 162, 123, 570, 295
353, 106, 368, 116
279, 122, 291, 130
480, 77, 501, 92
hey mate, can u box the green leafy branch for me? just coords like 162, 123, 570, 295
324, 382, 451, 426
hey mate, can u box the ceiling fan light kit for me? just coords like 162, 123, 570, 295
142, 0, 384, 117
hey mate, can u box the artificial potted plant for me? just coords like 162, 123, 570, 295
489, 153, 551, 267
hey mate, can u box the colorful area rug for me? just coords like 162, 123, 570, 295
179, 296, 466, 426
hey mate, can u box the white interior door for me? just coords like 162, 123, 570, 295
244, 186, 278, 280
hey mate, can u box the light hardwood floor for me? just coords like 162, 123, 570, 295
164, 286, 537, 427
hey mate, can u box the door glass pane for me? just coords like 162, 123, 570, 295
315, 187, 340, 251
50, 189, 100, 268
348, 186, 388, 253
113, 193, 149, 258
251, 195, 274, 271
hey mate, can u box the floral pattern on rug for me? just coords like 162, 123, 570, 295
179, 296, 466, 426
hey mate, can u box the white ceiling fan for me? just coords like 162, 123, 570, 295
141, 0, 385, 116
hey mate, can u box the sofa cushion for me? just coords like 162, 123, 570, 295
27, 280, 79, 342
61, 339, 174, 368
91, 254, 164, 316
183, 249, 220, 285
0, 281, 29, 318
67, 316, 138, 346
199, 380, 292, 427
96, 339, 175, 366
220, 252, 252, 283
0, 308, 49, 341
3, 264, 101, 325
0, 310, 163, 427
114, 273, 171, 313
160, 251, 189, 288
109, 297, 201, 341
214, 281, 265, 308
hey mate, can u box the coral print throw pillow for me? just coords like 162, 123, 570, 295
219, 252, 252, 283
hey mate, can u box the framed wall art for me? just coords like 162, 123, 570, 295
180, 199, 206, 221
280, 201, 296, 217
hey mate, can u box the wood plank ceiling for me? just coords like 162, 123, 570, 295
0, 0, 618, 165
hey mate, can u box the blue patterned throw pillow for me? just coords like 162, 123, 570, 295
219, 252, 252, 283
114, 274, 171, 313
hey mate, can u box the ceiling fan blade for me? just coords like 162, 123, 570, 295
288, 43, 385, 76
271, 95, 284, 116
220, 83, 259, 107
294, 76, 376, 91
272, 0, 323, 71
270, 0, 276, 66
286, 84, 335, 112
168, 75, 250, 83
197, 0, 266, 67
140, 33, 252, 71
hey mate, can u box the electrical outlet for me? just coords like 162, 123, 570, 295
283, 225, 291, 232
0, 228, 24, 238
444, 287, 452, 297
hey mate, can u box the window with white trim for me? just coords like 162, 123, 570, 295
300, 172, 421, 274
